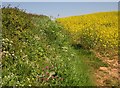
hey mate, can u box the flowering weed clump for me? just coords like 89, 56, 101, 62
2, 7, 66, 86
36, 65, 64, 86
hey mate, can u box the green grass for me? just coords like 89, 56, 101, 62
2, 7, 108, 86
31, 17, 95, 86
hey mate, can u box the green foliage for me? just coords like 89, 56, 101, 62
2, 7, 52, 86
2, 7, 108, 86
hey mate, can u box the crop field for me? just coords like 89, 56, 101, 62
57, 12, 118, 57
1, 7, 119, 86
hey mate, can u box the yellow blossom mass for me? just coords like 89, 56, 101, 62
57, 12, 118, 56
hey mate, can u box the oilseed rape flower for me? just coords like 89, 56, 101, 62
57, 12, 118, 56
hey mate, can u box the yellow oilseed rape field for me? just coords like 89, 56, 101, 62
57, 12, 118, 56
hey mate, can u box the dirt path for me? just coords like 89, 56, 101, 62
94, 52, 119, 86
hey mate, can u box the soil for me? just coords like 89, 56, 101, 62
94, 51, 119, 86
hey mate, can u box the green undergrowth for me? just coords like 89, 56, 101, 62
2, 7, 107, 86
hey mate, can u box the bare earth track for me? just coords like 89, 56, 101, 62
94, 52, 119, 86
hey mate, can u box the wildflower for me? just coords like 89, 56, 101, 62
27, 78, 30, 81
2, 39, 5, 41
46, 66, 49, 69
12, 53, 15, 56
52, 76, 55, 79
46, 78, 49, 81
46, 72, 49, 75
28, 85, 31, 86
51, 65, 54, 68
